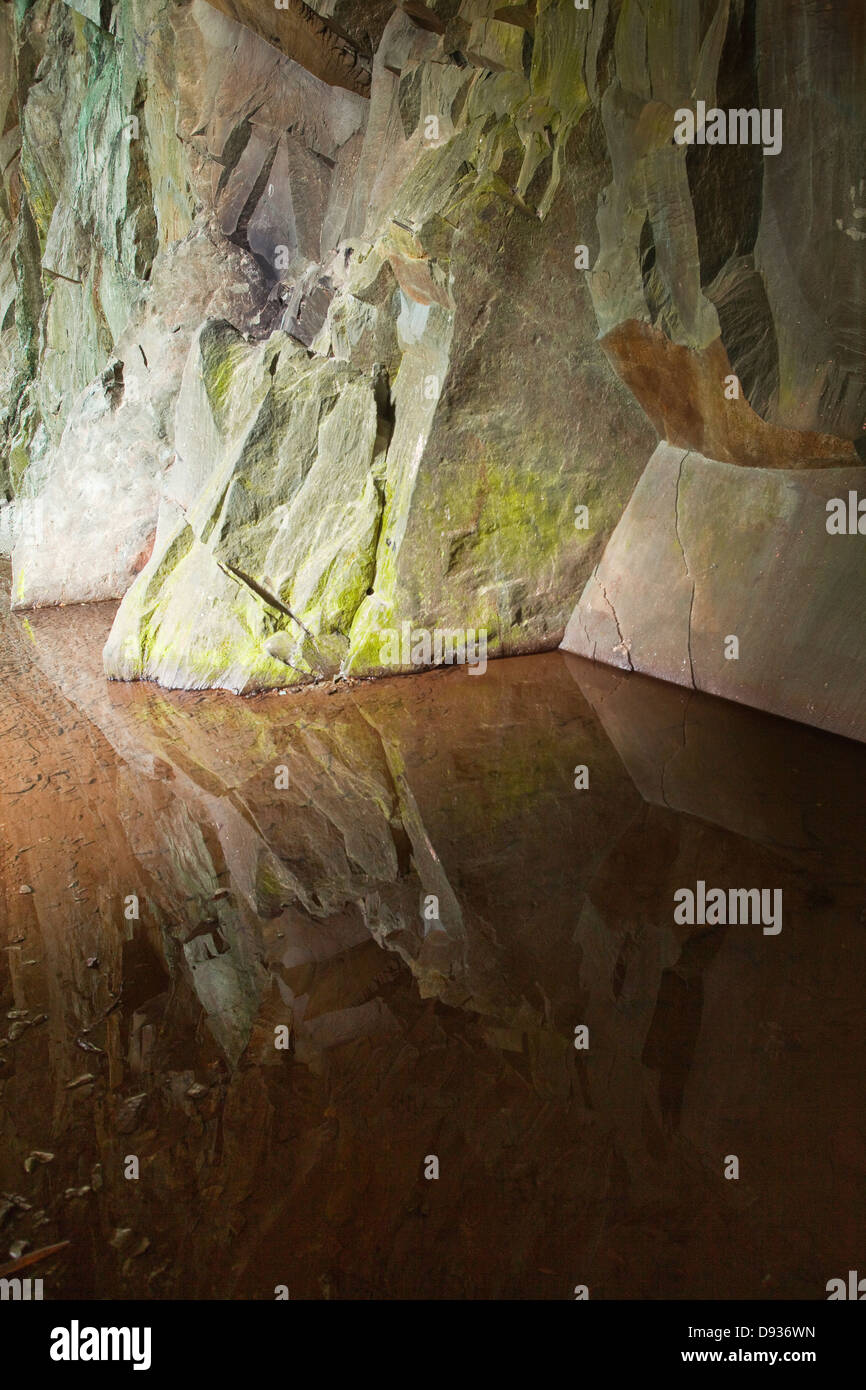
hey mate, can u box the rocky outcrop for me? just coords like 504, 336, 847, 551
2, 0, 367, 612
3, 0, 656, 690
2, 1, 864, 722
96, 0, 656, 689
561, 443, 866, 742
584, 0, 864, 457
11, 233, 268, 606
559, 0, 866, 736
102, 324, 390, 687
200, 0, 373, 95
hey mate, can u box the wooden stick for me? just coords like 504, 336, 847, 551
0, 1240, 70, 1278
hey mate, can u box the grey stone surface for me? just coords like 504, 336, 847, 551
561, 443, 866, 742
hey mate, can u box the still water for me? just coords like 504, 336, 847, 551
1, 571, 864, 1299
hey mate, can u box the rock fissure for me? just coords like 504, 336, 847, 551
597, 574, 632, 673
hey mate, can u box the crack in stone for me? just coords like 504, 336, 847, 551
674, 451, 696, 689
216, 560, 315, 640
576, 611, 600, 662
597, 574, 633, 671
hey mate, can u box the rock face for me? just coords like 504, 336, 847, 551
2, 0, 653, 690
2, 0, 366, 614
2, 1, 865, 719
561, 444, 866, 742
102, 325, 389, 687
199, 0, 373, 95
556, 0, 866, 737
96, 0, 657, 690
10, 234, 268, 606
584, 0, 864, 455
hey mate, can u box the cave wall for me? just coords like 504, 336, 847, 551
1, 0, 864, 715
562, 1, 866, 741
3, 0, 656, 689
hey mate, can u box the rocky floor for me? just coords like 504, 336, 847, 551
1, 563, 865, 1299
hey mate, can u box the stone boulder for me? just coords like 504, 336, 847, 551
103, 324, 388, 689
561, 443, 866, 742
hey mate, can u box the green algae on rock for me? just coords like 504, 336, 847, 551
103, 327, 387, 689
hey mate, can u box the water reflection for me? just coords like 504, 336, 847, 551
1, 581, 864, 1299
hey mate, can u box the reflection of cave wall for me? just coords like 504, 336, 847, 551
3, 594, 866, 1297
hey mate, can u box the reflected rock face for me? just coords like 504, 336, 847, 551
2, 584, 865, 1299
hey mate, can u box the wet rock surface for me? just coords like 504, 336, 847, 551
1, 566, 865, 1299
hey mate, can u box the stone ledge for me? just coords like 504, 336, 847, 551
561, 441, 866, 743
